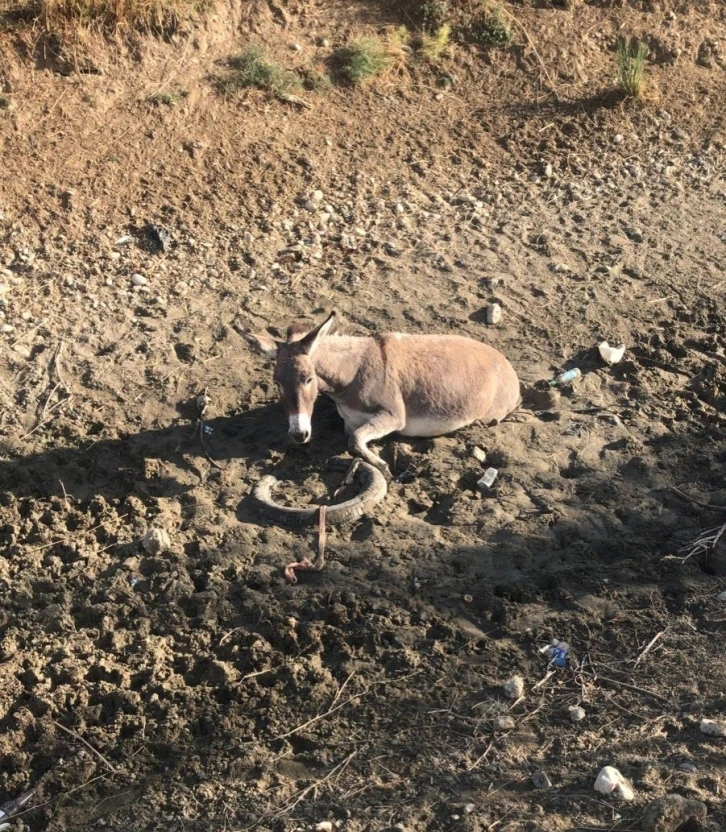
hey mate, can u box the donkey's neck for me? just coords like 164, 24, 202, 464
313, 336, 369, 394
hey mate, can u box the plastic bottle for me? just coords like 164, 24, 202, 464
549, 368, 581, 387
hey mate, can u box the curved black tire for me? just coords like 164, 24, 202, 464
251, 461, 388, 528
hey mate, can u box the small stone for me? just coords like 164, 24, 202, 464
641, 794, 707, 832
315, 823, 334, 832
567, 705, 585, 723
699, 718, 726, 737
0, 323, 14, 333
131, 273, 148, 286
472, 446, 487, 464
318, 37, 330, 48
493, 714, 515, 732
503, 675, 524, 699
717, 590, 726, 602
594, 766, 635, 801
532, 771, 552, 789
486, 303, 502, 324
677, 761, 697, 772
173, 281, 190, 295
543, 162, 553, 178
627, 227, 644, 243
614, 134, 624, 144
464, 803, 475, 814
142, 527, 172, 555
290, 43, 302, 52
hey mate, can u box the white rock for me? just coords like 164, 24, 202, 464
598, 341, 626, 365
486, 303, 502, 324
131, 273, 148, 286
472, 446, 487, 464
493, 714, 515, 731
504, 675, 524, 699
614, 134, 624, 144
594, 766, 635, 800
699, 718, 726, 737
544, 163, 553, 178
717, 590, 726, 602
569, 706, 586, 723
464, 803, 475, 814
0, 323, 14, 334
142, 527, 171, 555
315, 823, 334, 832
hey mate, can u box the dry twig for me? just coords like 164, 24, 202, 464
53, 720, 120, 774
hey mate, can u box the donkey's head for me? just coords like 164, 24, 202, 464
242, 311, 337, 444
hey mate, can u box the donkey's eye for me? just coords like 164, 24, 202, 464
305, 377, 315, 385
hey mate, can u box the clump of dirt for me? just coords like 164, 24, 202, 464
1, 1, 726, 830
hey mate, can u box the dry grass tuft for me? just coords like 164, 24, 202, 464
7, 0, 203, 33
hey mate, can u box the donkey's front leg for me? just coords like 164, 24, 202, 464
348, 411, 405, 481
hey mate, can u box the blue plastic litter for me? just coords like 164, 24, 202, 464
547, 640, 569, 667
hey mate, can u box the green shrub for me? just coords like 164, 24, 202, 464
333, 37, 391, 85
617, 38, 647, 98
222, 45, 301, 96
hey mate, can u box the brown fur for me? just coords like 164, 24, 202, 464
242, 311, 521, 479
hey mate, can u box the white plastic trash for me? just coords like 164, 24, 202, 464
598, 341, 626, 365
478, 467, 498, 489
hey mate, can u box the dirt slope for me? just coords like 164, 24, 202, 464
1, 1, 726, 830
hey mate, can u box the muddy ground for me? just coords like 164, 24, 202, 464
1, 1, 726, 830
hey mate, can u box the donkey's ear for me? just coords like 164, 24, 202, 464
300, 311, 337, 355
240, 330, 280, 360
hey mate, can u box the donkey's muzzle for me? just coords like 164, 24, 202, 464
289, 429, 311, 444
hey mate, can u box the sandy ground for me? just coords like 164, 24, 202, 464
1, 1, 726, 830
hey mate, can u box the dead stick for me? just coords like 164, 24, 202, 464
633, 629, 666, 668
26, 513, 129, 553
670, 486, 726, 511
585, 672, 670, 704
53, 720, 120, 774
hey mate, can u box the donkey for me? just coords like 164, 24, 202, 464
241, 311, 521, 480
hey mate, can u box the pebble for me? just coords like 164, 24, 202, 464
486, 303, 502, 324
464, 803, 475, 814
594, 766, 635, 801
699, 718, 726, 737
503, 674, 524, 699
543, 162, 553, 178
142, 527, 172, 555
317, 37, 330, 48
173, 281, 190, 296
314, 823, 333, 832
131, 273, 148, 286
569, 705, 586, 723
614, 134, 624, 144
532, 771, 552, 789
641, 794, 707, 832
472, 446, 487, 464
677, 761, 697, 772
0, 323, 14, 333
493, 714, 515, 732
717, 590, 726, 602
290, 43, 302, 52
